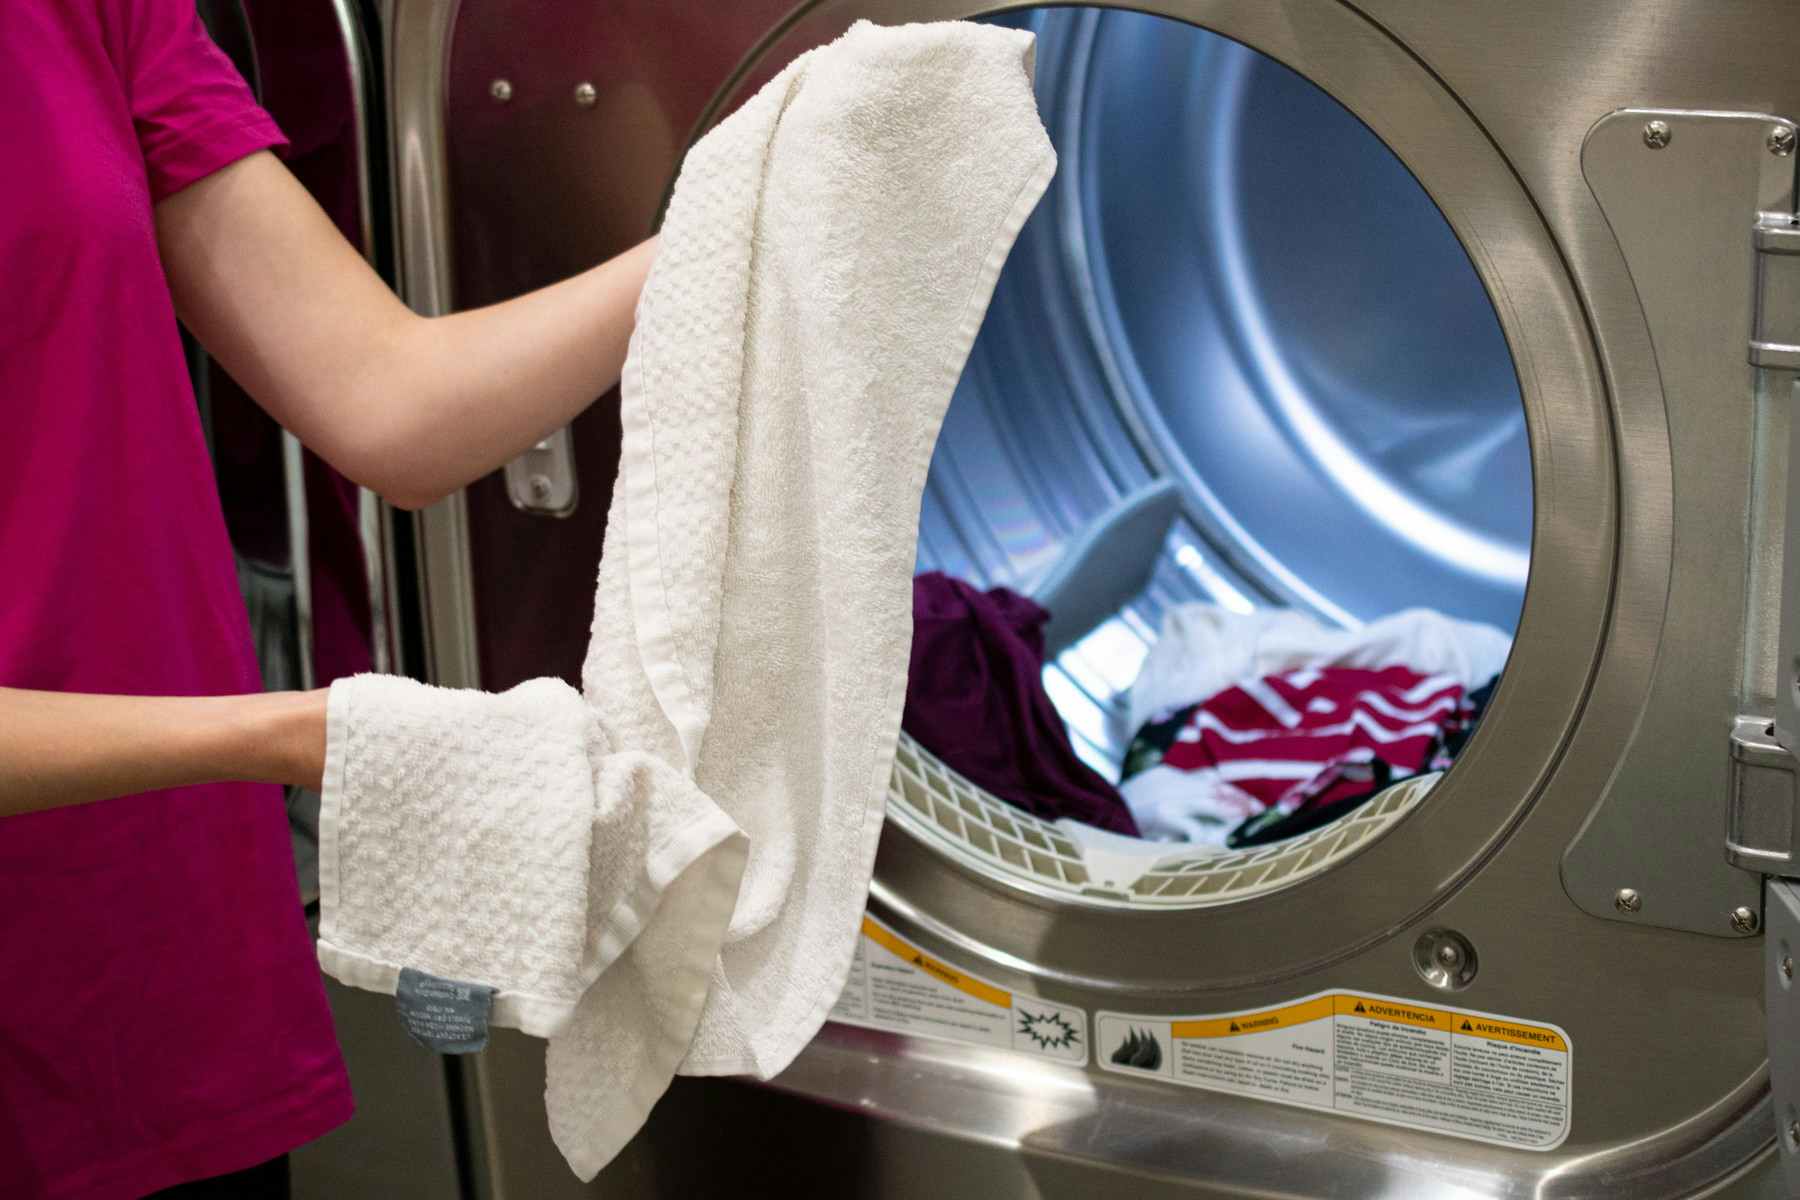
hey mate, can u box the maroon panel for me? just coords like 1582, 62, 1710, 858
444, 2, 817, 688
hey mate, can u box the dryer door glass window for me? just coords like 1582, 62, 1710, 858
898, 7, 1530, 907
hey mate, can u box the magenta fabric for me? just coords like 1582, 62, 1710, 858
1148, 665, 1468, 816
0, 3, 353, 1197
903, 573, 1139, 836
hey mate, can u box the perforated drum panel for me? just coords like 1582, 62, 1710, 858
887, 730, 1438, 909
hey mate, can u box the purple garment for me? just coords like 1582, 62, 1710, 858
903, 573, 1140, 836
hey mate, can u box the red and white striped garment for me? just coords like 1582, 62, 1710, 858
1119, 666, 1471, 843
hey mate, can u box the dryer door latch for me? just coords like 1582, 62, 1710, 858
503, 427, 579, 517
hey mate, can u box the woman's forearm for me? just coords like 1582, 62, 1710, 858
361, 235, 659, 508
0, 688, 327, 819
156, 152, 658, 511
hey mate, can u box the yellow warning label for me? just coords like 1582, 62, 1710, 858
1173, 997, 1333, 1039
1335, 994, 1453, 1032
1454, 1015, 1568, 1053
859, 917, 1011, 1008
833, 916, 1089, 1065
1098, 989, 1572, 1152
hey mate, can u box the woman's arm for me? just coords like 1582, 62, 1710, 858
153, 151, 655, 510
0, 688, 326, 819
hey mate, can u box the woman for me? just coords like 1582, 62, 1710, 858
0, 2, 655, 1195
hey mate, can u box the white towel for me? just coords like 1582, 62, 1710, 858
1126, 605, 1513, 736
317, 19, 1055, 1181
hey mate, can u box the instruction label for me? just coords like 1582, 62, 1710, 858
1097, 990, 1570, 1150
830, 916, 1087, 1064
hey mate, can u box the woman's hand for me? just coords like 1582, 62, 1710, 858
153, 151, 657, 510
0, 687, 329, 819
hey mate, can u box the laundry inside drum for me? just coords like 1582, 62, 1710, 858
895, 7, 1530, 909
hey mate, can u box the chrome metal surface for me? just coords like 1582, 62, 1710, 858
388, 0, 481, 688
1727, 716, 1798, 875
402, 0, 1800, 1197
1751, 216, 1800, 372
573, 81, 596, 107
1772, 125, 1797, 157
1646, 118, 1673, 148
503, 429, 578, 516
489, 77, 512, 102
281, 431, 316, 691
1563, 108, 1790, 937
1412, 927, 1478, 991
1737, 906, 1764, 935
1616, 887, 1644, 913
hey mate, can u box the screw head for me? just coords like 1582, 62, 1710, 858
1782, 956, 1793, 981
574, 82, 598, 108
1436, 943, 1463, 968
1732, 905, 1761, 934
527, 474, 554, 503
1771, 125, 1797, 157
489, 78, 513, 103
1643, 120, 1672, 149
1615, 887, 1642, 913
1788, 1120, 1800, 1150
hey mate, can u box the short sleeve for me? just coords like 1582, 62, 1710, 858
111, 0, 288, 202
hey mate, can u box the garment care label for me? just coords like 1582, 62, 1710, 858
1098, 991, 1571, 1150
394, 968, 497, 1055
830, 916, 1087, 1064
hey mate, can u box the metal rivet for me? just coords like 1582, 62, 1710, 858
1642, 120, 1672, 150
527, 474, 554, 503
574, 82, 598, 108
1615, 888, 1642, 913
489, 78, 513, 103
1732, 906, 1760, 935
1770, 125, 1797, 157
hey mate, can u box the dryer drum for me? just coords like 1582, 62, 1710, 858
891, 7, 1529, 908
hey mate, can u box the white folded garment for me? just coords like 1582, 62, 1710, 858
317, 19, 1055, 1181
1125, 605, 1513, 737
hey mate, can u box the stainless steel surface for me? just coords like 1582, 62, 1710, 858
502, 429, 578, 516
1772, 125, 1797, 158
1766, 880, 1800, 1196
388, 0, 482, 689
281, 431, 316, 690
1751, 217, 1800, 372
1728, 716, 1798, 875
1412, 927, 1478, 992
1561, 107, 1787, 937
390, 0, 1800, 1196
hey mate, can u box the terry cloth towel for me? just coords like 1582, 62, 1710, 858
1126, 604, 1512, 736
316, 19, 1057, 1182
904, 572, 1139, 836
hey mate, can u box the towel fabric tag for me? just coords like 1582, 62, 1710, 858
394, 968, 496, 1054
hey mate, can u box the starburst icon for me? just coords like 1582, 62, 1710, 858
1017, 1006, 1081, 1051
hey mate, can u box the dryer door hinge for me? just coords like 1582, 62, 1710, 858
1728, 716, 1800, 875
1752, 213, 1800, 370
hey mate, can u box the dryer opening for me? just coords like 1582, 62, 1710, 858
895, 7, 1531, 909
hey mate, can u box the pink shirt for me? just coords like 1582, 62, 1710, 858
0, 3, 353, 1196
